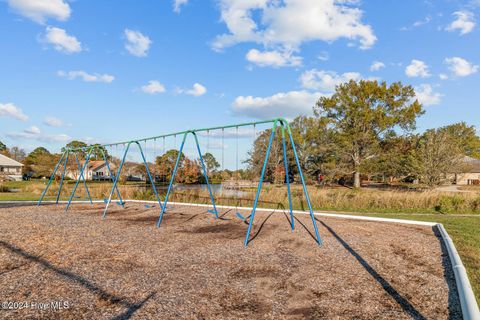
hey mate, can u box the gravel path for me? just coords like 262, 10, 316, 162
0, 203, 461, 319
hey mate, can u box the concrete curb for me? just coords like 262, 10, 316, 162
437, 223, 480, 320
2, 199, 479, 318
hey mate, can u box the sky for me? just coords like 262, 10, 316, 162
0, 0, 479, 166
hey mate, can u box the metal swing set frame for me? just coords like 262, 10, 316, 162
38, 118, 322, 246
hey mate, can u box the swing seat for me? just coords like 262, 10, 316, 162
144, 204, 155, 208
236, 212, 250, 221
103, 199, 125, 206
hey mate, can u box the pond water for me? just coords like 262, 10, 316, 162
154, 184, 251, 198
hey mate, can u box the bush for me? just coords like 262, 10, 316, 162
435, 195, 465, 214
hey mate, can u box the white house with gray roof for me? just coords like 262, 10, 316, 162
0, 154, 23, 181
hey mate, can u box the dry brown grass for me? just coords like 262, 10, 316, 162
7, 180, 480, 214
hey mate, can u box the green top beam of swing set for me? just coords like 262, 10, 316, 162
65, 117, 289, 152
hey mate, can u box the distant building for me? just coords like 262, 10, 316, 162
451, 156, 480, 185
0, 154, 23, 181
66, 160, 115, 181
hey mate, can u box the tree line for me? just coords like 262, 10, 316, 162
2, 80, 478, 187
247, 80, 480, 188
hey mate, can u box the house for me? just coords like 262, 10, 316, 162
66, 161, 115, 181
0, 154, 24, 181
452, 156, 480, 185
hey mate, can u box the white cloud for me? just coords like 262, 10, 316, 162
246, 49, 302, 67
198, 128, 255, 139
415, 84, 442, 106
124, 29, 152, 57
7, 0, 71, 24
232, 90, 323, 120
182, 83, 207, 96
24, 126, 41, 134
299, 69, 362, 92
43, 116, 64, 127
57, 70, 115, 83
317, 51, 329, 61
444, 57, 479, 77
405, 59, 430, 78
439, 73, 448, 80
173, 0, 189, 13
370, 61, 385, 71
42, 27, 82, 54
401, 15, 432, 31
7, 126, 71, 143
141, 80, 166, 94
446, 11, 475, 35
0, 102, 29, 121
212, 0, 376, 54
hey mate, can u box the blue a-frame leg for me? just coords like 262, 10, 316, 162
281, 125, 295, 231
192, 132, 219, 218
102, 141, 163, 219
38, 151, 67, 206
156, 132, 219, 228
98, 147, 124, 207
66, 147, 94, 211
243, 120, 322, 246
55, 151, 69, 204
53, 150, 94, 206
73, 152, 93, 205
244, 121, 277, 246
156, 133, 187, 228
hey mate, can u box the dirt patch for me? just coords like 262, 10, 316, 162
0, 202, 461, 319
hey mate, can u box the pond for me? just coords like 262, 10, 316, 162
154, 184, 251, 198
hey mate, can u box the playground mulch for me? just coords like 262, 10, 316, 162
0, 202, 461, 319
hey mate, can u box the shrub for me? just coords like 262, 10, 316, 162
435, 195, 465, 214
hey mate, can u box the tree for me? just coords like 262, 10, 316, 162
314, 80, 424, 188
180, 158, 200, 184
89, 144, 109, 160
62, 141, 87, 158
438, 122, 480, 159
8, 146, 26, 162
289, 116, 342, 184
245, 127, 283, 183
132, 162, 155, 182
156, 149, 185, 182
24, 147, 50, 175
409, 129, 462, 187
202, 152, 220, 176
0, 141, 6, 152
362, 133, 417, 183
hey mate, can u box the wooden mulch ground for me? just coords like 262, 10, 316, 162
0, 203, 462, 319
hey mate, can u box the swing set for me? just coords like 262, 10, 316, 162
38, 118, 322, 246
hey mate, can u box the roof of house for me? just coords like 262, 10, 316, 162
462, 156, 480, 173
79, 160, 110, 172
0, 154, 24, 167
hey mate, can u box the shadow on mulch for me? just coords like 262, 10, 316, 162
318, 220, 428, 320
0, 203, 39, 209
432, 226, 463, 319
0, 240, 155, 320
290, 216, 462, 320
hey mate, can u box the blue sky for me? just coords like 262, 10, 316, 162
0, 0, 479, 166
